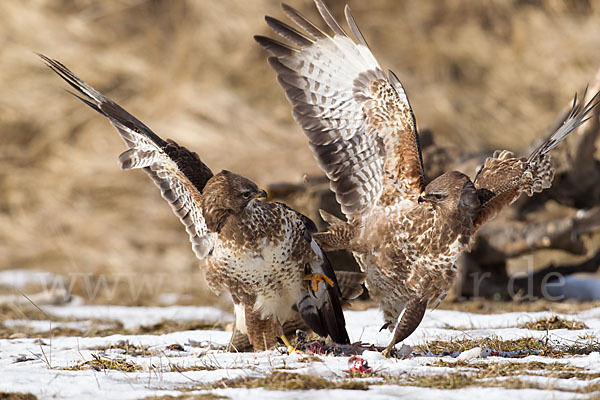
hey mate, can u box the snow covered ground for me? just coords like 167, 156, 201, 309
1, 304, 600, 399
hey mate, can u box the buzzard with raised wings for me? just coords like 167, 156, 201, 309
39, 54, 352, 352
256, 1, 599, 355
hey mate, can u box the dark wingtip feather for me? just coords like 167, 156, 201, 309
297, 253, 350, 344
38, 53, 93, 102
528, 89, 600, 163
64, 89, 102, 114
265, 15, 314, 47
314, 0, 347, 37
281, 2, 328, 39
344, 5, 369, 48
39, 53, 169, 149
254, 35, 297, 56
319, 252, 350, 344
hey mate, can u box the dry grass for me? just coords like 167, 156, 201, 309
2, 0, 600, 307
438, 299, 600, 314
377, 360, 600, 391
432, 359, 600, 380
415, 336, 548, 355
519, 315, 589, 330
0, 317, 227, 339
398, 372, 600, 392
0, 394, 38, 400
205, 371, 368, 391
415, 334, 600, 357
67, 353, 141, 372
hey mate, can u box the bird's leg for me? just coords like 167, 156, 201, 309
274, 319, 303, 354
245, 306, 278, 351
303, 273, 335, 292
279, 333, 303, 354
381, 298, 427, 357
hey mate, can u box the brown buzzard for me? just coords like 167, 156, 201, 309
39, 54, 351, 352
255, 1, 600, 355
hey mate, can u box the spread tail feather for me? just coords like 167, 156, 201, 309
528, 89, 600, 164
335, 270, 366, 300
319, 209, 344, 225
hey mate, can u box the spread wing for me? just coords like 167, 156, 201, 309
473, 91, 600, 231
255, 0, 425, 222
39, 54, 214, 259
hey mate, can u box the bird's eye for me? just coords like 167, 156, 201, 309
242, 191, 251, 199
432, 193, 445, 200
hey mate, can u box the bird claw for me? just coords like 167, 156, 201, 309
381, 346, 393, 358
280, 334, 303, 355
303, 273, 335, 292
379, 322, 391, 332
286, 345, 304, 355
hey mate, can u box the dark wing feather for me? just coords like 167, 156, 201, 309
473, 91, 600, 231
256, 1, 425, 222
288, 208, 350, 344
39, 54, 214, 259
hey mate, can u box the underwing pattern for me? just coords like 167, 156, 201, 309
256, 0, 600, 355
40, 54, 350, 351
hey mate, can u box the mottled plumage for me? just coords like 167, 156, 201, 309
256, 1, 600, 355
39, 54, 351, 351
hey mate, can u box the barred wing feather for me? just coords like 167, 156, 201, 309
256, 0, 425, 221
39, 54, 214, 259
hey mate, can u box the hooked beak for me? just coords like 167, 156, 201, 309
250, 189, 268, 201
418, 191, 436, 204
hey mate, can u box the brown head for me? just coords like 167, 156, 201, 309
201, 170, 267, 232
418, 171, 480, 219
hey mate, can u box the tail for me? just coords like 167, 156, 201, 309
335, 270, 367, 301
528, 89, 600, 163
522, 89, 600, 196
313, 209, 355, 251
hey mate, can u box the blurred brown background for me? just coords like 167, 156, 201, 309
2, 0, 600, 306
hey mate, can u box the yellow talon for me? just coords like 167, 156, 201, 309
280, 334, 303, 354
303, 273, 335, 292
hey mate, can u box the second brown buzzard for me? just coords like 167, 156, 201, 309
256, 0, 600, 355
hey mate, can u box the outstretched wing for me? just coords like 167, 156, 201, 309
473, 91, 600, 231
255, 0, 425, 222
39, 54, 214, 259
